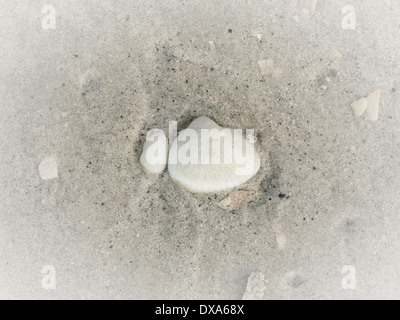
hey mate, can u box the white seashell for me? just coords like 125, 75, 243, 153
38, 156, 58, 180
168, 116, 260, 193
140, 129, 168, 174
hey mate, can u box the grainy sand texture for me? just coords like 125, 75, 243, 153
1, 0, 400, 299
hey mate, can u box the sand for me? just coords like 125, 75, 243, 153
1, 0, 400, 299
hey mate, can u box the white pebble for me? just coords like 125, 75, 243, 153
168, 116, 260, 193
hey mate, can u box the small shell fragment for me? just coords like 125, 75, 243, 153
38, 156, 58, 180
351, 97, 368, 117
217, 190, 260, 211
351, 89, 382, 121
242, 272, 266, 300
365, 89, 381, 122
297, 0, 317, 13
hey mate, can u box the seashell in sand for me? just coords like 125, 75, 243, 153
38, 156, 58, 180
168, 116, 260, 193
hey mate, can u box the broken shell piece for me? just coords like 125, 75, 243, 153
217, 190, 260, 211
38, 156, 58, 180
168, 116, 261, 193
242, 272, 266, 300
351, 97, 368, 117
351, 89, 382, 121
140, 129, 168, 174
297, 0, 317, 13
365, 89, 381, 121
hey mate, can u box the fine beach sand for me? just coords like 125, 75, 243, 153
1, 0, 400, 299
